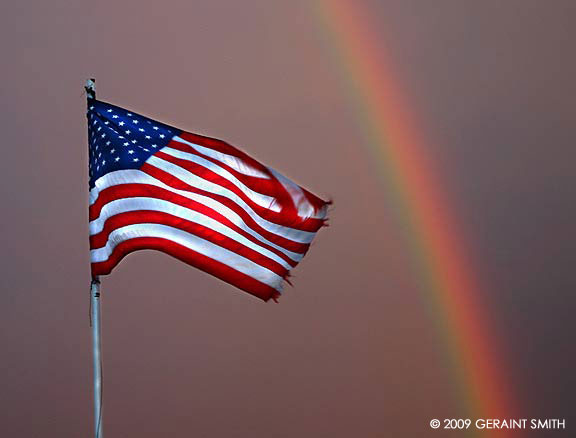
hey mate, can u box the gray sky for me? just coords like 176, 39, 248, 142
1, 1, 575, 436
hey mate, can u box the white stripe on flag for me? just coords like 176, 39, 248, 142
146, 157, 317, 243
268, 167, 325, 219
172, 136, 270, 179
155, 150, 279, 211
90, 169, 313, 251
89, 197, 295, 269
90, 223, 285, 291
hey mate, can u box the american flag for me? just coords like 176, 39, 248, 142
87, 99, 329, 301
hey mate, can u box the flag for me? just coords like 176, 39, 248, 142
87, 99, 329, 301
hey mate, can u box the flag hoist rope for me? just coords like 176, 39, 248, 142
86, 78, 104, 438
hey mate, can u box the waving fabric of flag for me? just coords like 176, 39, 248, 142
87, 99, 329, 301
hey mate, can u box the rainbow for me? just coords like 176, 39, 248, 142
313, 0, 518, 428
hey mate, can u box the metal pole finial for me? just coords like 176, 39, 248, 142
85, 78, 96, 99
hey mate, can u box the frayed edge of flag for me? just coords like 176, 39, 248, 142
320, 198, 334, 227
265, 198, 332, 303
265, 271, 296, 303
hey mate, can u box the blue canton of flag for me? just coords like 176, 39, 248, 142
87, 100, 179, 188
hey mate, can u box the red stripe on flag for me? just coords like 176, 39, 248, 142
172, 135, 329, 217
90, 180, 310, 256
168, 140, 297, 203
154, 151, 325, 231
167, 139, 306, 218
90, 210, 291, 277
89, 184, 300, 266
178, 131, 268, 172
142, 164, 317, 251
91, 237, 282, 301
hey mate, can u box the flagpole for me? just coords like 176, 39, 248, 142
85, 78, 103, 438
91, 278, 104, 438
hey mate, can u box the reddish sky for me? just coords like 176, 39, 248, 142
1, 1, 575, 437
